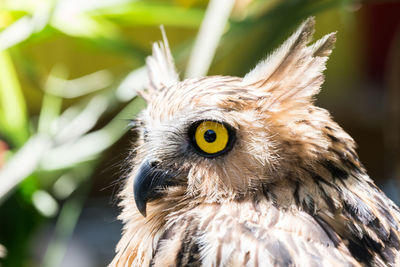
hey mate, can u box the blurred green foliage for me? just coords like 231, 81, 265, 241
0, 0, 361, 266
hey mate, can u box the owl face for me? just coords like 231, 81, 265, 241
134, 77, 276, 216
133, 17, 336, 216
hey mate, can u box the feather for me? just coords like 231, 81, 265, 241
146, 26, 179, 94
243, 17, 336, 110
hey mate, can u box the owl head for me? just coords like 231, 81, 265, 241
130, 17, 346, 217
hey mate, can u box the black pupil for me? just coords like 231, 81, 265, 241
204, 129, 217, 143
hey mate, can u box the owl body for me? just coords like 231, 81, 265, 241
112, 18, 400, 266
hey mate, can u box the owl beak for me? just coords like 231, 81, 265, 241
133, 160, 173, 217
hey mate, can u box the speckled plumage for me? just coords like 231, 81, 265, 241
111, 18, 400, 267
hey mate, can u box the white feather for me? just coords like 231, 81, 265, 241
146, 26, 179, 91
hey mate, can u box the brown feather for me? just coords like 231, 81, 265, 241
111, 17, 400, 267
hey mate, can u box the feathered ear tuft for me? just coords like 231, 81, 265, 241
242, 17, 336, 109
145, 26, 180, 95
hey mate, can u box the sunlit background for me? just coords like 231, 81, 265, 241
0, 0, 399, 266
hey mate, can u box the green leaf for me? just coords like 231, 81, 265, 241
0, 9, 28, 30
38, 65, 65, 135
51, 13, 118, 39
39, 96, 146, 171
0, 0, 53, 50
91, 1, 205, 28
19, 175, 40, 203
0, 50, 29, 146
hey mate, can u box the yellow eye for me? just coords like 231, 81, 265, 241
191, 121, 235, 157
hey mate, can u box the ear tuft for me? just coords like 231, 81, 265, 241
242, 17, 336, 109
146, 26, 179, 94
311, 32, 336, 57
243, 17, 316, 85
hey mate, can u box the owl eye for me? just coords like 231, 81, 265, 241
189, 120, 235, 157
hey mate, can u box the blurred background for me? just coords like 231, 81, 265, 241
0, 0, 399, 266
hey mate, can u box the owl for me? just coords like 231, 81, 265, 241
111, 18, 400, 266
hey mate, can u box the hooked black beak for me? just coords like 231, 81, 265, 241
133, 160, 173, 217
